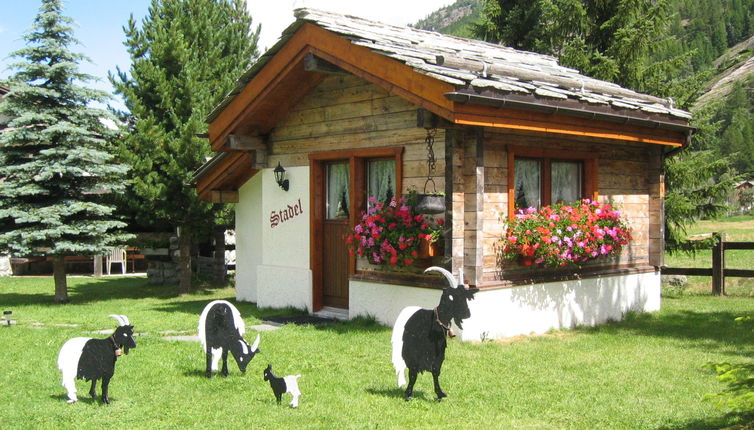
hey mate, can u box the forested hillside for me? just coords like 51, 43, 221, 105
411, 0, 481, 38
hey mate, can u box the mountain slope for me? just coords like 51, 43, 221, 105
693, 34, 754, 109
411, 0, 481, 38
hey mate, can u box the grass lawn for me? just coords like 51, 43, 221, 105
664, 215, 754, 296
0, 276, 752, 429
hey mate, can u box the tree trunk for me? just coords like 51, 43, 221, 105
211, 226, 226, 286
178, 227, 192, 295
52, 255, 69, 303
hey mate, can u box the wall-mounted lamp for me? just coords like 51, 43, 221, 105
273, 162, 289, 191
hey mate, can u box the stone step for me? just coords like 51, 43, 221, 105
313, 306, 349, 321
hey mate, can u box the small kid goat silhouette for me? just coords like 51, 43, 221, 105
263, 364, 301, 408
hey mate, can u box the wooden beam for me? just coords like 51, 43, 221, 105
210, 190, 239, 203
303, 53, 347, 74
226, 134, 267, 151
416, 108, 462, 130
453, 103, 686, 146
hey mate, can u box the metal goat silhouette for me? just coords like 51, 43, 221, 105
391, 266, 477, 401
57, 314, 136, 404
264, 364, 301, 408
198, 300, 260, 377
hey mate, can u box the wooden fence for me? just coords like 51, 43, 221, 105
661, 232, 754, 295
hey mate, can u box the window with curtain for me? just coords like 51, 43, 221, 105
514, 158, 541, 209
366, 159, 396, 207
326, 162, 350, 219
514, 157, 585, 209
551, 160, 582, 204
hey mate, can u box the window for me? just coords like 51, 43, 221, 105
514, 158, 584, 208
366, 159, 396, 207
326, 162, 350, 220
508, 146, 597, 216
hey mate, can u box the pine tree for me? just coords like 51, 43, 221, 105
0, 0, 131, 303
110, 0, 259, 294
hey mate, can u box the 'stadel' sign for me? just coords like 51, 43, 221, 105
270, 199, 304, 228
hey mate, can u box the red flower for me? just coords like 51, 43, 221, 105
344, 196, 444, 268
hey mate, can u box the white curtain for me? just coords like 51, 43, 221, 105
551, 161, 582, 203
367, 160, 396, 207
514, 159, 541, 209
327, 162, 350, 219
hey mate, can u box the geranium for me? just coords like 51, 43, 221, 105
500, 199, 631, 268
345, 197, 443, 267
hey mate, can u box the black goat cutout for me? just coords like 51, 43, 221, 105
57, 314, 136, 404
264, 364, 301, 408
391, 266, 477, 401
198, 300, 260, 378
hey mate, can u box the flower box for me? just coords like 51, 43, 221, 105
418, 237, 441, 258
500, 199, 631, 269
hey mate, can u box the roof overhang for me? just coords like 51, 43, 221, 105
193, 151, 257, 203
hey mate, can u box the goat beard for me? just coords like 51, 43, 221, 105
123, 345, 130, 355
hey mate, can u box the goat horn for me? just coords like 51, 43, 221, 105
424, 266, 457, 289
120, 315, 130, 326
109, 314, 126, 326
251, 333, 260, 352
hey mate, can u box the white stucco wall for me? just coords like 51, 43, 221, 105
257, 265, 313, 312
235, 174, 263, 302
350, 271, 661, 341
235, 166, 312, 310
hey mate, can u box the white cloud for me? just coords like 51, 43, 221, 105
247, 0, 455, 52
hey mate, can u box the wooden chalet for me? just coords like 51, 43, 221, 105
194, 9, 693, 340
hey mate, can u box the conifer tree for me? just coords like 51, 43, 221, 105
0, 0, 131, 303
110, 0, 259, 294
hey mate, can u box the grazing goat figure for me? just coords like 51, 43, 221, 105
198, 300, 260, 378
57, 314, 136, 404
263, 364, 301, 408
391, 266, 477, 401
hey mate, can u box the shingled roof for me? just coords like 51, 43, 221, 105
208, 8, 691, 125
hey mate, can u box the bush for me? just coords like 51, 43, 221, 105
703, 316, 754, 423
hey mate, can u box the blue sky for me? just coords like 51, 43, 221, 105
0, 0, 454, 111
0, 1, 152, 110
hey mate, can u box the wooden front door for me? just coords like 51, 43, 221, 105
322, 161, 350, 308
310, 147, 403, 312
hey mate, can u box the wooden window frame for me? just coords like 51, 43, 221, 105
506, 145, 598, 220
309, 146, 403, 311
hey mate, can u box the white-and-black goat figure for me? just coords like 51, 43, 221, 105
57, 314, 136, 404
198, 300, 260, 378
263, 364, 302, 408
391, 266, 478, 401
